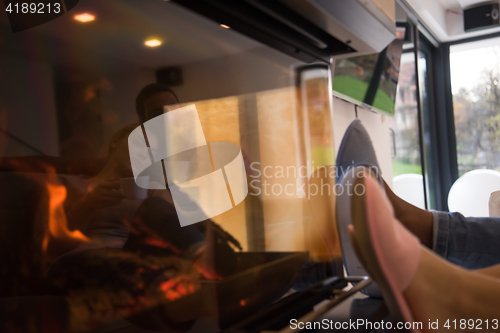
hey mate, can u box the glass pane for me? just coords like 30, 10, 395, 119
418, 48, 435, 209
450, 37, 500, 176
393, 52, 422, 177
391, 35, 425, 209
0, 1, 342, 331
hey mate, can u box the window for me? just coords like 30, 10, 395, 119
450, 37, 500, 176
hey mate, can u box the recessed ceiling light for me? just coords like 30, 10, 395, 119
145, 39, 162, 47
220, 24, 230, 29
74, 13, 95, 23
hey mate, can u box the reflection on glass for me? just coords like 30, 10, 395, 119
0, 1, 343, 331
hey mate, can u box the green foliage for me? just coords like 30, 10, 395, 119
454, 61, 500, 176
392, 160, 422, 177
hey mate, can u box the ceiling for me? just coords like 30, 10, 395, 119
1, 0, 498, 68
0, 0, 262, 71
405, 0, 500, 42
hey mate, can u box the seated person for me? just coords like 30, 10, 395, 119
384, 181, 500, 269
336, 119, 500, 331
338, 118, 500, 270
55, 119, 239, 267
62, 85, 240, 258
348, 175, 500, 333
62, 124, 137, 250
135, 83, 180, 123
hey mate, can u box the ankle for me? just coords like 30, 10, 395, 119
384, 182, 433, 247
403, 209, 433, 248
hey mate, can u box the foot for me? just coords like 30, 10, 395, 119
337, 166, 384, 297
336, 119, 381, 183
350, 177, 500, 332
349, 176, 421, 328
403, 247, 463, 332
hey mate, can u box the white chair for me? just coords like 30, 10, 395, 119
448, 169, 500, 217
392, 174, 425, 209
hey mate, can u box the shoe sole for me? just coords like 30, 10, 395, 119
337, 165, 382, 297
350, 176, 421, 332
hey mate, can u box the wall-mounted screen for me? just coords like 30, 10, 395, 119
332, 27, 406, 115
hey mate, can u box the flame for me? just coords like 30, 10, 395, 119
193, 258, 222, 280
42, 177, 89, 257
159, 275, 196, 301
141, 237, 182, 255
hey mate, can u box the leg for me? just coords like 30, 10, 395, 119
124, 196, 205, 256
475, 265, 500, 279
432, 211, 500, 269
405, 248, 500, 331
351, 177, 500, 332
384, 180, 433, 248
385, 180, 500, 269
125, 196, 237, 277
